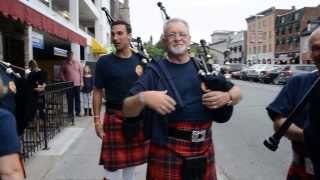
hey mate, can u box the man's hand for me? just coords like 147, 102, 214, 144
273, 117, 304, 142
202, 89, 231, 109
94, 121, 104, 139
142, 90, 176, 115
8, 81, 16, 94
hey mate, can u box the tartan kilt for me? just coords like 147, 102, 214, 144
287, 142, 314, 180
99, 110, 149, 171
147, 121, 217, 180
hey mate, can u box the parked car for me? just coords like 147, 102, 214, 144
259, 65, 284, 84
246, 64, 273, 81
277, 64, 317, 84
231, 64, 249, 79
239, 66, 251, 80
221, 63, 244, 73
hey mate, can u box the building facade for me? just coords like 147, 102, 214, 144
227, 31, 247, 64
209, 30, 233, 64
110, 0, 130, 23
246, 7, 290, 64
0, 0, 115, 80
275, 6, 320, 64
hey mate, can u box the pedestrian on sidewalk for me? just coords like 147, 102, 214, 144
266, 27, 320, 180
93, 20, 149, 180
82, 65, 94, 116
60, 51, 83, 117
123, 18, 241, 180
27, 59, 47, 123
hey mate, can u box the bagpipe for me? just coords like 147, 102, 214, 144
157, 2, 233, 122
196, 40, 234, 122
0, 59, 33, 135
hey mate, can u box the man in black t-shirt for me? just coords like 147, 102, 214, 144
93, 20, 148, 180
123, 18, 241, 180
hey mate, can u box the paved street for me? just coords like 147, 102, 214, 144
25, 79, 292, 180
214, 80, 291, 180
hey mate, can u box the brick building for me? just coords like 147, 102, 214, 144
275, 5, 320, 64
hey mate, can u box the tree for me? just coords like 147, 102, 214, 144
144, 39, 166, 60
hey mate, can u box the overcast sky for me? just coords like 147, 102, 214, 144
128, 0, 319, 43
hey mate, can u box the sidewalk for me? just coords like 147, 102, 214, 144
25, 116, 228, 180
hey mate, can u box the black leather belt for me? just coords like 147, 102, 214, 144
168, 127, 211, 143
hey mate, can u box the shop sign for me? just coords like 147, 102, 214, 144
32, 31, 44, 49
53, 47, 67, 57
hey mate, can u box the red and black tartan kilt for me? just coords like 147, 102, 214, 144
147, 121, 217, 180
99, 110, 149, 171
287, 143, 314, 180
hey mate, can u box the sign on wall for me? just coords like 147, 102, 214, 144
32, 31, 44, 49
53, 47, 67, 57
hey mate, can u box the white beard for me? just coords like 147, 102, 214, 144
169, 45, 187, 55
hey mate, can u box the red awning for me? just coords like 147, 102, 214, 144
0, 0, 86, 46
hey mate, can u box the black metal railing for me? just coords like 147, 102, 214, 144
21, 81, 74, 160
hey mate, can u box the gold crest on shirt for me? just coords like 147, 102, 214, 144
135, 64, 143, 76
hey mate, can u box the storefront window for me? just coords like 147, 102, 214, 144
39, 0, 50, 7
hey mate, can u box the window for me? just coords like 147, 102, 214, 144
295, 24, 300, 32
276, 17, 280, 25
281, 27, 286, 35
281, 37, 286, 45
39, 0, 50, 7
263, 20, 266, 27
269, 44, 272, 52
276, 39, 280, 45
288, 25, 293, 33
263, 45, 267, 53
281, 17, 285, 23
294, 13, 300, 21
288, 37, 293, 44
269, 31, 272, 39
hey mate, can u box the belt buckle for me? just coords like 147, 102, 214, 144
191, 130, 206, 142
